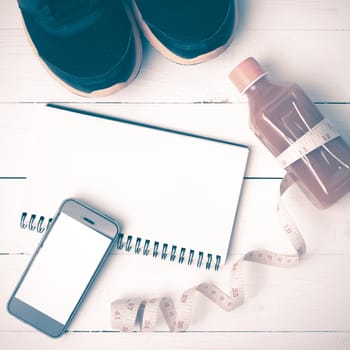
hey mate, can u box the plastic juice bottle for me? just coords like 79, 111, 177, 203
229, 57, 350, 209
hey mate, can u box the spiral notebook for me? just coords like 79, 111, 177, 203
18, 104, 249, 270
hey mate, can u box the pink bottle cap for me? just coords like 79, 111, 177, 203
229, 57, 267, 94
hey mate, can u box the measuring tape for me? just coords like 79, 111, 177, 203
111, 119, 343, 332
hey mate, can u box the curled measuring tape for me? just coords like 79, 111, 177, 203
111, 119, 344, 332
111, 178, 305, 332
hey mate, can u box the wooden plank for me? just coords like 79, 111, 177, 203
2, 331, 350, 350
2, 177, 283, 255
1, 102, 349, 177
240, 0, 350, 31
1, 331, 350, 350
1, 251, 350, 332
3, 0, 350, 30
3, 176, 350, 254
0, 102, 280, 178
0, 29, 349, 102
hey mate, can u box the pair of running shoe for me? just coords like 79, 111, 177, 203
18, 0, 238, 97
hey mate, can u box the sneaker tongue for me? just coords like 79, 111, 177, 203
19, 0, 105, 36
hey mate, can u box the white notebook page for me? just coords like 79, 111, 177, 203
21, 104, 249, 266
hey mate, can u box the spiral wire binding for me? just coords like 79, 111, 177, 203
20, 212, 53, 233
20, 212, 221, 271
116, 233, 221, 270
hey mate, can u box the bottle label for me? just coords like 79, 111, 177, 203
276, 119, 339, 168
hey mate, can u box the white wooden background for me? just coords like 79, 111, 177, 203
1, 0, 350, 349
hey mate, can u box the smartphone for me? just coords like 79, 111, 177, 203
7, 198, 120, 338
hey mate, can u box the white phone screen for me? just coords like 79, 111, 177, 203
16, 212, 111, 324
